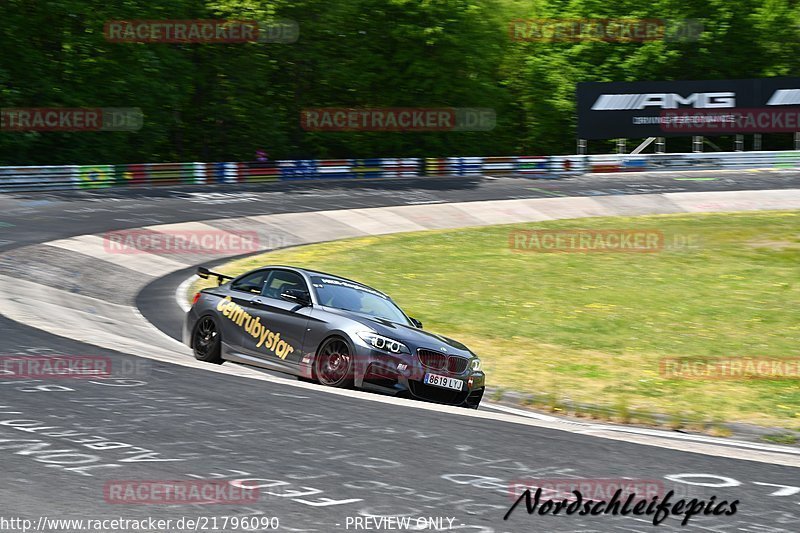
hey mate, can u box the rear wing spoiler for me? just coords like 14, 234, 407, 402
197, 266, 234, 286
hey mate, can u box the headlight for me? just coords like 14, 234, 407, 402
470, 358, 482, 372
357, 332, 410, 354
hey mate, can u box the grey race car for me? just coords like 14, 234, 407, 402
183, 265, 485, 408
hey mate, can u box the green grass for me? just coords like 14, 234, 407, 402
190, 211, 800, 429
762, 433, 799, 445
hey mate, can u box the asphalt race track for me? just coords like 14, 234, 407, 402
1, 170, 800, 533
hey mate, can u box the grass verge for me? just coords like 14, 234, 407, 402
189, 210, 799, 429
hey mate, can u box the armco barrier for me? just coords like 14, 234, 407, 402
0, 151, 797, 192
424, 155, 587, 177
0, 159, 420, 192
0, 165, 76, 191
587, 150, 800, 173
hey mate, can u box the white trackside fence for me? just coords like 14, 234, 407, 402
0, 151, 798, 192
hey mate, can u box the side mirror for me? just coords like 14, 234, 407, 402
281, 288, 311, 307
410, 317, 423, 329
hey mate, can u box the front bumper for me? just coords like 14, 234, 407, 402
350, 346, 485, 408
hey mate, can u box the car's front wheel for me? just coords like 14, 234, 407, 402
193, 316, 223, 364
314, 337, 354, 388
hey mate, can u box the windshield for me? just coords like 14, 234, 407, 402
311, 276, 410, 325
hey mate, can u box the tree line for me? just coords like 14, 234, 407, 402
1, 0, 798, 164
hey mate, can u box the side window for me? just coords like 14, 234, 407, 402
231, 271, 268, 295
262, 270, 309, 300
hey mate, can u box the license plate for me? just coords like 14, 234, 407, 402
424, 373, 463, 391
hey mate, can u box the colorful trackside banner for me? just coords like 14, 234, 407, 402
576, 77, 800, 139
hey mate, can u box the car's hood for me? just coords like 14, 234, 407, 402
322, 307, 473, 355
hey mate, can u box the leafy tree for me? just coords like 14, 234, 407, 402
0, 0, 797, 163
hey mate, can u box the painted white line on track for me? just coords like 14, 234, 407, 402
481, 402, 800, 456
580, 425, 800, 456
480, 401, 581, 423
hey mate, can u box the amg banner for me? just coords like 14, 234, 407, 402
577, 77, 800, 139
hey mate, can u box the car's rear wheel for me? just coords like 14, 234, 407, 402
315, 337, 354, 388
193, 316, 223, 364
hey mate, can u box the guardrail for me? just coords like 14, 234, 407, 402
424, 156, 584, 177
0, 151, 797, 192
587, 150, 800, 173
